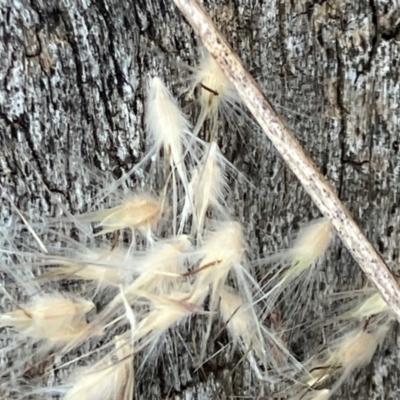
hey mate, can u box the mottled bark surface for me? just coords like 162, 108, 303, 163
1, 0, 400, 399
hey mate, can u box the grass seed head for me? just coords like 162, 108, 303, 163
191, 50, 235, 135
342, 292, 389, 320
64, 336, 133, 400
306, 324, 390, 389
75, 193, 162, 237
146, 76, 193, 169
47, 247, 135, 287
330, 329, 380, 369
200, 221, 245, 269
146, 76, 194, 234
194, 51, 231, 114
191, 142, 228, 235
0, 295, 94, 344
291, 218, 332, 272
219, 287, 264, 359
128, 235, 191, 294
190, 221, 246, 305
94, 194, 162, 236
133, 290, 197, 350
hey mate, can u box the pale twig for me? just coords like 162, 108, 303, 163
171, 0, 400, 322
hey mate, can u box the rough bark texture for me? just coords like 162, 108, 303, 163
1, 0, 400, 399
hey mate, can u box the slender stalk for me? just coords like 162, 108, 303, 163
172, 0, 400, 322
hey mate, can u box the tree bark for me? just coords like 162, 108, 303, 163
1, 0, 400, 399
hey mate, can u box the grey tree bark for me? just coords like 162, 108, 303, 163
1, 0, 400, 399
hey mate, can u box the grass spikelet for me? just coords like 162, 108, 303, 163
282, 218, 332, 284
127, 235, 191, 295
339, 291, 389, 321
219, 286, 264, 360
256, 218, 333, 318
44, 247, 135, 288
190, 221, 246, 306
190, 50, 236, 136
187, 221, 248, 364
133, 290, 199, 351
82, 237, 192, 340
180, 142, 228, 236
219, 287, 301, 380
302, 323, 390, 395
332, 330, 376, 367
323, 289, 392, 331
146, 76, 194, 234
0, 294, 94, 344
76, 193, 162, 238
146, 77, 193, 168
64, 336, 134, 400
